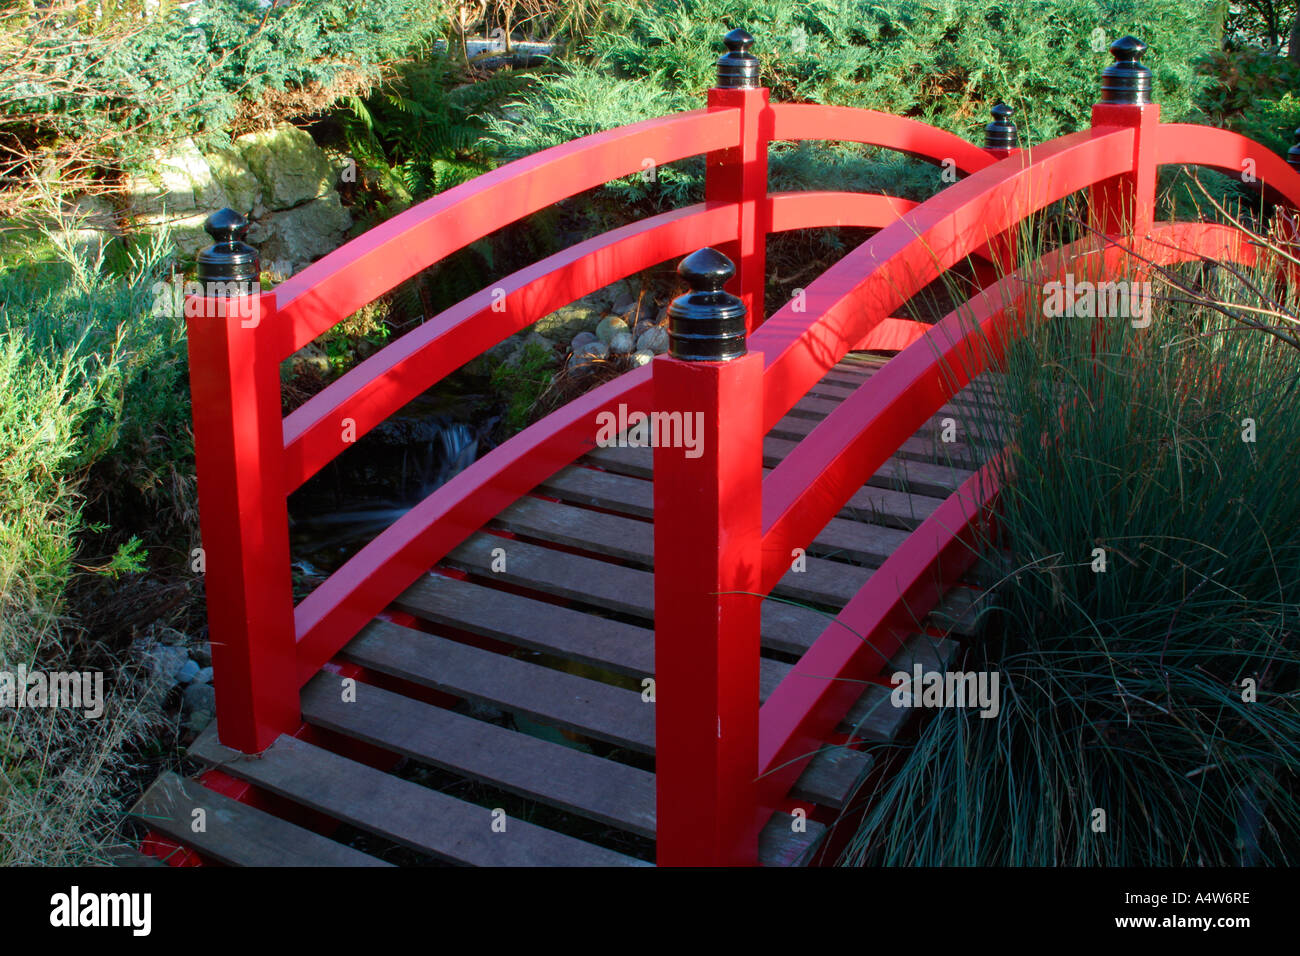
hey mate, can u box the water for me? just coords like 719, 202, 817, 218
288, 385, 498, 577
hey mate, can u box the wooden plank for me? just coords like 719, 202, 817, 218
759, 813, 826, 866
100, 847, 167, 867
395, 572, 654, 676
340, 619, 870, 808
444, 532, 840, 655
345, 619, 655, 752
581, 444, 967, 525
491, 495, 872, 609
190, 728, 644, 866
540, 465, 921, 563
130, 771, 389, 867
299, 672, 827, 865
299, 672, 658, 838
394, 573, 790, 697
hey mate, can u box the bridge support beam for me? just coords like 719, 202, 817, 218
187, 210, 300, 753
1089, 36, 1160, 239
654, 248, 763, 866
707, 28, 770, 332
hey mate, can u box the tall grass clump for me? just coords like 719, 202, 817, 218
0, 226, 180, 864
841, 215, 1300, 866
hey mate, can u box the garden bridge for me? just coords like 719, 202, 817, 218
130, 32, 1300, 866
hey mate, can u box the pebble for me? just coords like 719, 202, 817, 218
609, 331, 634, 354
595, 316, 629, 344
637, 326, 670, 355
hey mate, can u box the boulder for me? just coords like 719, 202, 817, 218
234, 123, 334, 211
250, 194, 352, 271
596, 315, 629, 344
637, 326, 670, 355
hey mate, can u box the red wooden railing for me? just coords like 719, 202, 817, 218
184, 30, 1300, 866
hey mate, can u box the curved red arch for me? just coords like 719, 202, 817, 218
274, 108, 740, 353
768, 103, 998, 174
751, 125, 1137, 432
1153, 124, 1300, 209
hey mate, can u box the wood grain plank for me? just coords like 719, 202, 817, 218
130, 772, 389, 867
443, 532, 842, 654
339, 618, 870, 808
190, 728, 644, 866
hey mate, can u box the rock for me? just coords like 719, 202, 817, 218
195, 667, 214, 685
251, 193, 352, 269
285, 342, 331, 379
125, 138, 225, 217
182, 682, 217, 731
637, 326, 670, 355
532, 302, 603, 341
596, 316, 629, 344
505, 331, 556, 367
630, 349, 654, 366
177, 659, 201, 685
142, 643, 190, 687
190, 641, 213, 668
204, 146, 260, 215
571, 331, 597, 351
609, 331, 634, 355
611, 290, 638, 315
50, 195, 119, 261
575, 340, 609, 361
234, 123, 334, 211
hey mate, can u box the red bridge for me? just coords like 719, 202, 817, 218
131, 32, 1300, 866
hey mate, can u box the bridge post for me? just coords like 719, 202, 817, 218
706, 28, 770, 332
653, 248, 764, 866
983, 104, 1020, 276
1089, 36, 1160, 239
186, 209, 300, 753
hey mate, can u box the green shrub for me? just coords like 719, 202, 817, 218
1197, 46, 1300, 157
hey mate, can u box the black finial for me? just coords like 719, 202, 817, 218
1100, 36, 1152, 105
197, 208, 259, 286
667, 248, 747, 361
1288, 127, 1300, 172
716, 28, 759, 89
984, 103, 1017, 150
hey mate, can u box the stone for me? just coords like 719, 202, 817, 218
125, 138, 225, 217
251, 193, 352, 269
609, 331, 634, 354
630, 349, 654, 366
204, 146, 260, 215
50, 195, 118, 261
177, 659, 201, 685
571, 331, 598, 351
637, 326, 670, 355
575, 340, 609, 361
505, 331, 556, 367
611, 290, 638, 314
531, 302, 603, 341
182, 682, 217, 731
190, 642, 213, 668
195, 667, 214, 685
143, 643, 190, 686
235, 123, 334, 211
596, 315, 629, 344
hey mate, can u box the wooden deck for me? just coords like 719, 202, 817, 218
131, 353, 1001, 866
